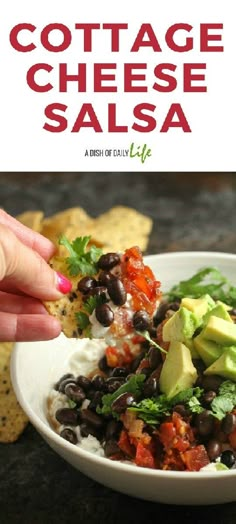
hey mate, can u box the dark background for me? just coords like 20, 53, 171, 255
0, 172, 236, 523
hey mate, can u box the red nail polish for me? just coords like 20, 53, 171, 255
56, 272, 72, 294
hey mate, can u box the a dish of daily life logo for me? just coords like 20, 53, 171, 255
0, 0, 234, 171
85, 143, 151, 165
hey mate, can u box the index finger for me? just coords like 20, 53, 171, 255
0, 209, 56, 260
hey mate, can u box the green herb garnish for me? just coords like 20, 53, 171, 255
75, 311, 90, 330
171, 386, 204, 414
96, 374, 146, 419
128, 396, 171, 425
166, 267, 236, 307
75, 295, 108, 332
129, 387, 204, 425
59, 235, 103, 276
136, 330, 167, 354
83, 294, 108, 315
211, 380, 236, 420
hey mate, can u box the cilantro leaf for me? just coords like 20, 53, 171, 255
211, 396, 234, 420
211, 380, 236, 420
96, 374, 146, 419
170, 387, 202, 405
188, 396, 204, 414
71, 236, 91, 256
218, 380, 236, 397
171, 387, 204, 414
136, 330, 167, 354
59, 235, 103, 276
75, 311, 90, 330
129, 387, 204, 425
83, 294, 108, 315
129, 396, 170, 425
166, 266, 236, 307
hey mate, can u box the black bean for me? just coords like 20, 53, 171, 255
192, 359, 206, 375
136, 366, 151, 377
88, 391, 104, 411
153, 302, 169, 325
111, 393, 135, 414
132, 310, 151, 331
54, 373, 74, 391
98, 355, 110, 373
77, 276, 97, 294
95, 303, 114, 327
149, 327, 158, 338
104, 439, 121, 457
129, 352, 145, 373
91, 374, 106, 391
80, 408, 104, 429
201, 375, 224, 393
58, 378, 78, 394
221, 413, 236, 434
143, 377, 158, 397
76, 375, 92, 392
105, 420, 122, 440
98, 271, 116, 287
220, 450, 236, 468
80, 422, 101, 439
98, 253, 120, 270
201, 390, 217, 407
60, 428, 78, 445
107, 278, 127, 306
147, 347, 162, 369
86, 286, 107, 300
194, 410, 215, 437
110, 367, 128, 378
55, 408, 79, 426
174, 404, 190, 419
207, 439, 221, 461
64, 384, 86, 404
105, 377, 125, 393
168, 302, 180, 312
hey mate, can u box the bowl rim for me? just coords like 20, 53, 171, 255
11, 250, 236, 480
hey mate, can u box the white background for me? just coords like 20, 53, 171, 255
0, 0, 235, 171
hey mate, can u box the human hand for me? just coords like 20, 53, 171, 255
0, 209, 72, 342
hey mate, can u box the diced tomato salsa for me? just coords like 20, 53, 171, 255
116, 411, 211, 472
121, 246, 161, 315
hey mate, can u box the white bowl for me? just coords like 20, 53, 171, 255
11, 252, 236, 505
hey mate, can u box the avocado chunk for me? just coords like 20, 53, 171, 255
204, 316, 236, 346
193, 331, 222, 366
204, 346, 236, 381
216, 300, 232, 311
185, 337, 200, 359
162, 307, 199, 343
181, 294, 215, 319
159, 341, 198, 399
203, 303, 233, 326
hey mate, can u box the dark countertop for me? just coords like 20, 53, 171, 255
0, 172, 236, 523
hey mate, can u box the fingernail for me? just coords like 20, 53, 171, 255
56, 272, 72, 294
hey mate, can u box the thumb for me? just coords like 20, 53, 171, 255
0, 224, 72, 300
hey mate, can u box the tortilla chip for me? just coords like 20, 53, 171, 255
44, 206, 153, 337
16, 210, 44, 233
0, 342, 28, 443
41, 207, 92, 249
86, 206, 153, 252
44, 257, 84, 338
0, 342, 13, 373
